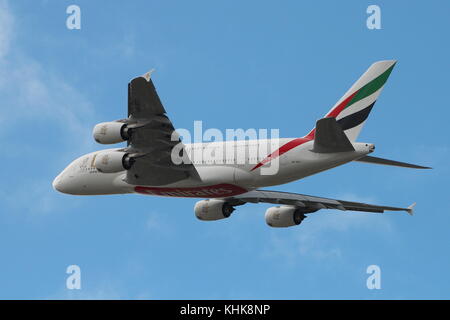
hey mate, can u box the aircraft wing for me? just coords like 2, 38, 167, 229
224, 190, 415, 215
125, 72, 199, 185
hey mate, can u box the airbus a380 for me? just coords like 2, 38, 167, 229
53, 60, 429, 228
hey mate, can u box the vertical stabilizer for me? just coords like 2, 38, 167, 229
306, 60, 396, 141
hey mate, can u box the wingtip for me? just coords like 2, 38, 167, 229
142, 69, 155, 82
406, 202, 416, 216
414, 164, 432, 169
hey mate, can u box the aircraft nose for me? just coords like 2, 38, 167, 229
53, 173, 72, 194
52, 171, 81, 195
52, 175, 62, 192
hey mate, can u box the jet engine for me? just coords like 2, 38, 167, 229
194, 199, 235, 221
265, 206, 306, 228
93, 121, 130, 144
94, 151, 135, 173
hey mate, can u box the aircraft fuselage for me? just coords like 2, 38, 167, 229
53, 138, 373, 197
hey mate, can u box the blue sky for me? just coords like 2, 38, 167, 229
0, 0, 449, 299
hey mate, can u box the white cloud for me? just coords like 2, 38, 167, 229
146, 213, 162, 230
144, 211, 176, 237
49, 284, 122, 300
0, 0, 13, 60
0, 1, 95, 148
0, 53, 96, 151
50, 287, 155, 300
0, 1, 96, 216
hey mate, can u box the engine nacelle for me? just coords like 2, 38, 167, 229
93, 121, 130, 144
265, 206, 306, 228
194, 199, 235, 221
94, 151, 134, 173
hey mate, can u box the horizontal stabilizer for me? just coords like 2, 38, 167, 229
355, 155, 431, 169
312, 117, 355, 153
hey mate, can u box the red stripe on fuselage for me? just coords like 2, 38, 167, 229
251, 137, 311, 171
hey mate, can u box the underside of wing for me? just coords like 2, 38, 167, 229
224, 189, 414, 215
125, 72, 199, 186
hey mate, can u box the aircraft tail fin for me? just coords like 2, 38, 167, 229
306, 60, 397, 141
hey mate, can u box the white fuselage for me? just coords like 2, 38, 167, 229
53, 138, 373, 198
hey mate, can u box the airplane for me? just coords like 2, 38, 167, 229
53, 60, 430, 228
